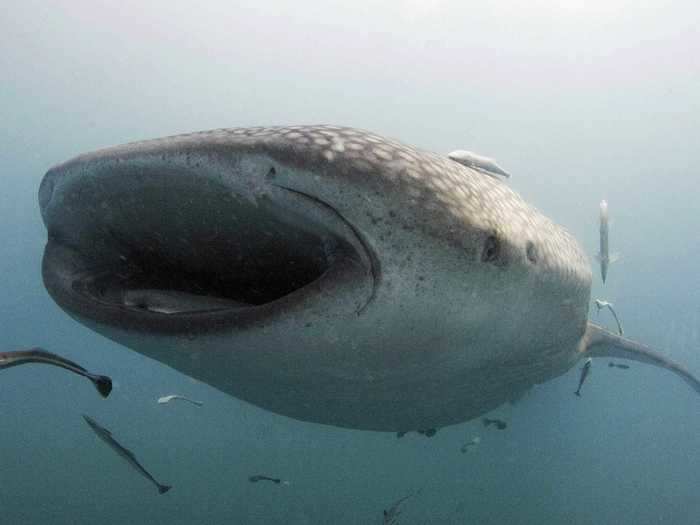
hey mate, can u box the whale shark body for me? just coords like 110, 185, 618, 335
39, 125, 700, 432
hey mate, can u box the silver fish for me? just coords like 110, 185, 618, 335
575, 358, 593, 397
447, 149, 511, 178
0, 347, 111, 397
124, 289, 248, 314
595, 299, 624, 335
82, 415, 171, 494
460, 435, 481, 453
157, 394, 203, 407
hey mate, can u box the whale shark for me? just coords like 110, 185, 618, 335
38, 125, 700, 432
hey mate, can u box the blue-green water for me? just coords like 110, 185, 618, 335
2, 2, 699, 523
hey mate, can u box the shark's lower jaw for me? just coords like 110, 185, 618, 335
40, 164, 370, 334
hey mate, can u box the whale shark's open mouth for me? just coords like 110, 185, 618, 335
40, 158, 373, 334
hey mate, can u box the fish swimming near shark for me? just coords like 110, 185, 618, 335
598, 199, 610, 283
575, 358, 592, 397
383, 489, 421, 525
157, 394, 203, 407
125, 289, 248, 315
594, 299, 623, 336
596, 200, 619, 283
0, 347, 112, 397
482, 417, 507, 430
82, 414, 171, 494
248, 474, 290, 485
460, 435, 481, 453
39, 125, 700, 432
447, 150, 511, 178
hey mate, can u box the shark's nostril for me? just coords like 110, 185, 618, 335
526, 241, 538, 263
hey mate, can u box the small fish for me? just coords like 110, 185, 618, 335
598, 200, 610, 283
82, 415, 171, 494
447, 150, 511, 178
383, 489, 421, 525
594, 299, 624, 335
460, 436, 481, 453
0, 347, 112, 397
575, 357, 593, 397
248, 474, 289, 485
157, 394, 203, 407
596, 201, 620, 283
608, 362, 630, 370
122, 289, 247, 314
482, 418, 507, 430
396, 428, 438, 438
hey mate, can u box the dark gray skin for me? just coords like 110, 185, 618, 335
39, 126, 700, 432
0, 347, 112, 397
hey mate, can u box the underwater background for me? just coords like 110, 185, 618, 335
1, 1, 698, 523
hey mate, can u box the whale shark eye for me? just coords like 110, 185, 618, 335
481, 235, 500, 263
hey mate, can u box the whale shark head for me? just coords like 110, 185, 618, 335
39, 125, 593, 431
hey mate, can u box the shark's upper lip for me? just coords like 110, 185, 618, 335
40, 153, 375, 334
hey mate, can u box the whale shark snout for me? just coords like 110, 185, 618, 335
40, 145, 376, 333
39, 126, 699, 432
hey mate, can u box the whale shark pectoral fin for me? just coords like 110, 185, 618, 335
609, 253, 622, 264
583, 323, 700, 395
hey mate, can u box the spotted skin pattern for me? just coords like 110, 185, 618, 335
41, 125, 597, 431
70, 124, 590, 293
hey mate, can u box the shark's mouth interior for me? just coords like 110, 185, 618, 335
41, 167, 364, 327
